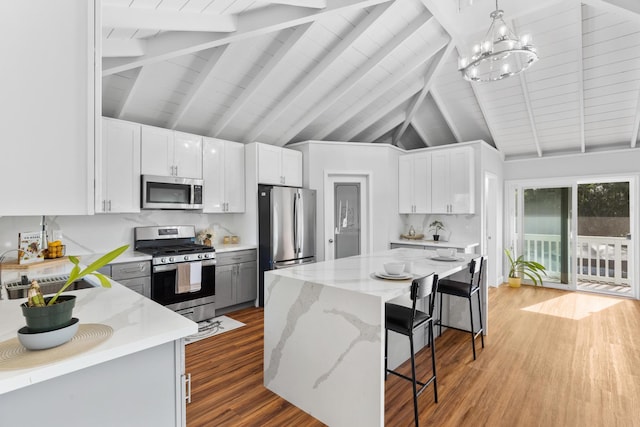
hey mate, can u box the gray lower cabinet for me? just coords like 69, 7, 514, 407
101, 260, 151, 298
216, 249, 257, 310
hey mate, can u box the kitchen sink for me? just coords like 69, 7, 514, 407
5, 275, 97, 300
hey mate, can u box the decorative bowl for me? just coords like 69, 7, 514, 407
436, 248, 456, 258
383, 262, 405, 276
17, 317, 79, 350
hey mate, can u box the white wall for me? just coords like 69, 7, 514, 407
0, 212, 245, 258
294, 141, 404, 262
504, 148, 640, 180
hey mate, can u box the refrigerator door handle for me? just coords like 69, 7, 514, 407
293, 192, 298, 255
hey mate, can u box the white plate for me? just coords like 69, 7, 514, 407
430, 256, 463, 262
375, 271, 412, 280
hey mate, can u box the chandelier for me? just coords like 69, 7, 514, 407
458, 0, 538, 82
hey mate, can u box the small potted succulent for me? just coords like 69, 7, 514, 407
504, 248, 547, 288
428, 220, 445, 241
21, 245, 129, 333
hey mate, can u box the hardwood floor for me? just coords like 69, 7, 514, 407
186, 286, 640, 426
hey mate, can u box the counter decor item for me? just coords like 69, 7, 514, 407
400, 233, 425, 240
197, 228, 215, 247
18, 245, 128, 349
18, 231, 45, 265
428, 220, 445, 241
504, 248, 546, 288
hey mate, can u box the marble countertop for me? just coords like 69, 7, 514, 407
389, 239, 479, 249
215, 244, 257, 253
267, 248, 474, 302
0, 260, 197, 394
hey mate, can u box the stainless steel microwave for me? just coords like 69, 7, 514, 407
141, 175, 203, 210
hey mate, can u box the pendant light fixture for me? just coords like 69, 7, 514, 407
458, 0, 538, 82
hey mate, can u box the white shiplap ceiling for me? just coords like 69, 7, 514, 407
101, 0, 640, 160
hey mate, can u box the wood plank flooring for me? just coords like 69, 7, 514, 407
186, 286, 640, 426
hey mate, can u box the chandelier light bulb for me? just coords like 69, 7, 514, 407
499, 25, 507, 37
521, 34, 530, 45
502, 63, 510, 74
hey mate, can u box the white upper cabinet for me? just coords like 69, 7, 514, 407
256, 143, 302, 187
141, 126, 202, 179
399, 146, 475, 215
398, 153, 431, 214
203, 137, 245, 213
173, 131, 203, 179
97, 118, 141, 213
430, 147, 474, 214
0, 1, 97, 215
281, 149, 303, 187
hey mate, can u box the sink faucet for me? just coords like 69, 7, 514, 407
0, 249, 21, 300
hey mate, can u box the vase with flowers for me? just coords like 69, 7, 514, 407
197, 228, 215, 247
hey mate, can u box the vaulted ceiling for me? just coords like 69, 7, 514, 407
101, 0, 640, 160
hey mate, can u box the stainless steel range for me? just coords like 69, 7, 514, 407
134, 225, 215, 322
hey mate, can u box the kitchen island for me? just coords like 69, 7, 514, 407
0, 264, 197, 427
263, 248, 484, 427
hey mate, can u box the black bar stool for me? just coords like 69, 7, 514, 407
436, 256, 485, 360
385, 273, 438, 427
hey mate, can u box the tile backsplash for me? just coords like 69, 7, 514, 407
399, 214, 479, 243
0, 212, 246, 258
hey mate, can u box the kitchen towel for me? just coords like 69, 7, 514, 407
189, 261, 202, 292
176, 263, 191, 294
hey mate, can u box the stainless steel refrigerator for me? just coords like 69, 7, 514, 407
258, 185, 316, 306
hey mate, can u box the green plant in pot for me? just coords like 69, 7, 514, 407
428, 220, 445, 241
504, 248, 547, 288
21, 245, 129, 333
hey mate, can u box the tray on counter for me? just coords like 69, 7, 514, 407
399, 234, 425, 240
0, 256, 72, 270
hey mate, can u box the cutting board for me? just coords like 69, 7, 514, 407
0, 256, 72, 270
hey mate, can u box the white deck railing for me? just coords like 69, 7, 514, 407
523, 234, 629, 286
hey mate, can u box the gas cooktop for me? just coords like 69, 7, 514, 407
134, 225, 216, 265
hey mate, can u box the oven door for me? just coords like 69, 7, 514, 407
151, 259, 215, 305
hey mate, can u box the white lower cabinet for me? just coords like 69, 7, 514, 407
203, 137, 245, 213
97, 118, 141, 213
215, 250, 257, 310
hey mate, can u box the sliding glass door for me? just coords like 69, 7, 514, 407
576, 182, 632, 295
510, 177, 634, 296
523, 187, 572, 286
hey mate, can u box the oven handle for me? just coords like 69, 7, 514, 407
153, 259, 216, 272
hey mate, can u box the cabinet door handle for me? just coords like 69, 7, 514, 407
185, 373, 192, 404
102, 200, 106, 212
175, 165, 178, 176
108, 200, 112, 212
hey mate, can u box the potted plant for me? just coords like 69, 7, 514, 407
21, 245, 129, 333
504, 248, 547, 288
428, 220, 445, 241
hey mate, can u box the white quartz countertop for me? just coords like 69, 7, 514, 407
268, 248, 474, 302
215, 244, 257, 253
0, 262, 197, 394
389, 239, 479, 250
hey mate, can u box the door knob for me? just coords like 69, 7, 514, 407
328, 239, 334, 243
